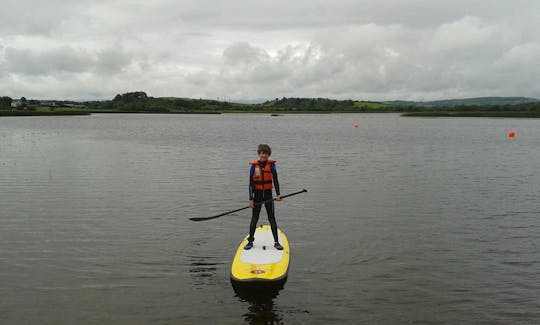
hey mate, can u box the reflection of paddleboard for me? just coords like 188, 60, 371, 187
231, 225, 290, 282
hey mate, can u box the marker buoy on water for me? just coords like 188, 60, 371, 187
508, 130, 516, 138
354, 122, 359, 128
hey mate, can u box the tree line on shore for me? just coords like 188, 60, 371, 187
2, 92, 540, 114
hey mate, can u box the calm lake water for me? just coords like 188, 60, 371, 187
1, 113, 539, 324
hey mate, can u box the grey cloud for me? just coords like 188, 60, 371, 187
95, 47, 134, 73
167, 0, 539, 30
4, 46, 133, 76
223, 42, 270, 66
5, 47, 94, 75
0, 0, 103, 36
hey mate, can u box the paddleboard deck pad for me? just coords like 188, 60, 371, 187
231, 225, 290, 282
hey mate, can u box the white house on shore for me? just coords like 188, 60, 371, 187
9, 100, 86, 110
11, 99, 22, 108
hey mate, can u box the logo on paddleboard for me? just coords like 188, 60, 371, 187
250, 269, 266, 274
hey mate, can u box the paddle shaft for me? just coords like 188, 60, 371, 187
189, 189, 307, 222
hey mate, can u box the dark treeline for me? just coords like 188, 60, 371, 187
2, 92, 540, 113
260, 97, 357, 111
0, 96, 13, 109
84, 91, 237, 112
257, 97, 540, 112
394, 101, 540, 112
84, 94, 376, 112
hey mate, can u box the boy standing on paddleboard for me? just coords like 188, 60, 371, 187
245, 144, 283, 250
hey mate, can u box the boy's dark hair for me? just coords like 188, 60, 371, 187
257, 144, 272, 155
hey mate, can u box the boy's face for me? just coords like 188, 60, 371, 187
258, 151, 270, 161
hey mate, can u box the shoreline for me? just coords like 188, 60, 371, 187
2, 109, 540, 118
401, 111, 540, 118
0, 110, 91, 116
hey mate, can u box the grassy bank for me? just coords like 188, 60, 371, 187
401, 111, 540, 118
0, 110, 91, 116
88, 109, 221, 114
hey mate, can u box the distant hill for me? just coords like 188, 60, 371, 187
384, 97, 540, 107
82, 92, 249, 112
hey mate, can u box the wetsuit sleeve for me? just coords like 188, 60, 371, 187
271, 163, 280, 196
249, 165, 255, 200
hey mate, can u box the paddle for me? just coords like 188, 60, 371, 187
189, 189, 307, 222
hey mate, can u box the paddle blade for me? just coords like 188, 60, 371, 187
190, 206, 249, 222
189, 216, 214, 222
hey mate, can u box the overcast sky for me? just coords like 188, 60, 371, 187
1, 0, 539, 102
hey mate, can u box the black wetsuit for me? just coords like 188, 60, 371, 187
248, 161, 281, 243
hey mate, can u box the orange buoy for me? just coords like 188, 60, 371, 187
508, 130, 516, 138
354, 122, 359, 128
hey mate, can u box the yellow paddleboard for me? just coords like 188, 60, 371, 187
231, 225, 290, 282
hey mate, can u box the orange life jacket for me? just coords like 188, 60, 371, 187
249, 159, 276, 191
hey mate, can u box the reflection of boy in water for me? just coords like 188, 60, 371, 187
232, 280, 284, 324
244, 144, 283, 250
